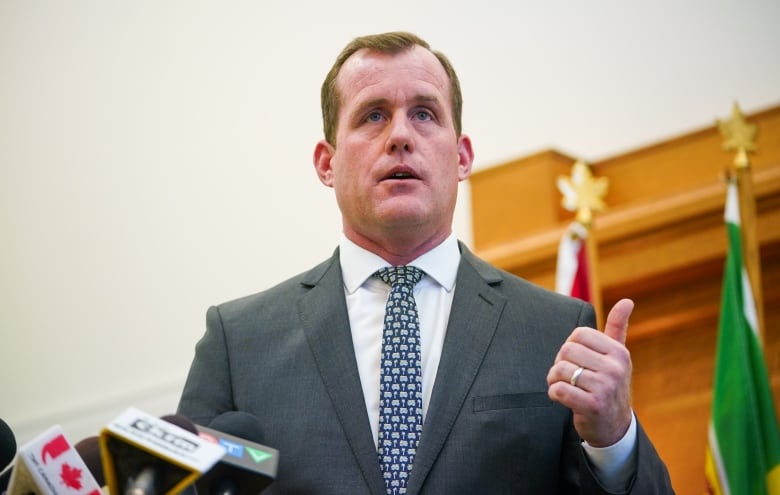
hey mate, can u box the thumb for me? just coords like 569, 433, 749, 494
604, 298, 634, 344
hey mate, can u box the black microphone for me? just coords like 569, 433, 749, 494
0, 418, 15, 470
194, 412, 279, 495
99, 408, 225, 495
0, 418, 16, 493
74, 436, 105, 487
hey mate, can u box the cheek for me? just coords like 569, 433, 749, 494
333, 146, 373, 187
331, 163, 364, 201
439, 162, 465, 201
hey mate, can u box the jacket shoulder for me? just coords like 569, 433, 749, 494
215, 250, 340, 315
458, 241, 593, 323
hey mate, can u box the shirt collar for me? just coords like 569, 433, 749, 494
339, 233, 461, 294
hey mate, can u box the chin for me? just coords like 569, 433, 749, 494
378, 205, 427, 223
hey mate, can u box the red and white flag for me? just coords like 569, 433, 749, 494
555, 222, 591, 302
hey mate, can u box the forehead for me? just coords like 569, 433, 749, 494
335, 45, 451, 107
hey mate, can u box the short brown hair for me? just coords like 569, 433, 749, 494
320, 31, 463, 145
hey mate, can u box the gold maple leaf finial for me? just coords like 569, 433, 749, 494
556, 160, 609, 227
717, 102, 758, 169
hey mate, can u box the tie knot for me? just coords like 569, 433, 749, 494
374, 265, 424, 288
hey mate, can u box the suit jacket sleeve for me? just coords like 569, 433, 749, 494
178, 304, 237, 425
578, 420, 674, 494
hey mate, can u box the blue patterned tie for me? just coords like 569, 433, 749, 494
374, 266, 425, 495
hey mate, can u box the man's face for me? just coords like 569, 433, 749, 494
314, 45, 473, 249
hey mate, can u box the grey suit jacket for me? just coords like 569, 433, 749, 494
178, 244, 673, 494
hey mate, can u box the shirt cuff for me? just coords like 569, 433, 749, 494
581, 412, 637, 492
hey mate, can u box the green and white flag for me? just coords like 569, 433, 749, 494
705, 181, 780, 494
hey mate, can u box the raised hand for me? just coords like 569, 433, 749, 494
547, 298, 634, 447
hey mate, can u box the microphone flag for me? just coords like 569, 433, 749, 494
7, 425, 102, 495
195, 423, 279, 494
99, 407, 224, 495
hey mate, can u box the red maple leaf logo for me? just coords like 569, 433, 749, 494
60, 462, 84, 490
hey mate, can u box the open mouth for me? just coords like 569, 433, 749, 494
382, 168, 419, 181
387, 172, 415, 179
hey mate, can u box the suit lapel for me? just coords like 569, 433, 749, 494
298, 250, 387, 495
407, 245, 507, 494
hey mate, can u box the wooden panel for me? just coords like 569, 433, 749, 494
475, 166, 780, 296
470, 149, 573, 250
597, 105, 780, 207
471, 104, 780, 253
469, 103, 780, 494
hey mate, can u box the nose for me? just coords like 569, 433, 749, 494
386, 114, 414, 154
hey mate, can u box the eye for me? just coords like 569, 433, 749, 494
413, 109, 433, 121
365, 111, 384, 123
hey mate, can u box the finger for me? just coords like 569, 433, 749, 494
548, 358, 593, 389
547, 363, 591, 406
603, 298, 634, 344
548, 360, 577, 386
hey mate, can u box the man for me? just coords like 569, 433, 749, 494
178, 32, 673, 494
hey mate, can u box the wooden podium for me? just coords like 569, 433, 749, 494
469, 104, 780, 493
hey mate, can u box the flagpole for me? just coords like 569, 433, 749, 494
583, 223, 604, 330
735, 166, 766, 340
557, 160, 607, 329
718, 102, 766, 341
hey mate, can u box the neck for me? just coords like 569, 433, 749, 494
344, 227, 451, 266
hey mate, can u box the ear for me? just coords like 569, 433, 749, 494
456, 134, 474, 182
313, 140, 336, 187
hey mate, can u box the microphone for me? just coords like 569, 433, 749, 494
0, 418, 16, 493
74, 437, 105, 487
123, 416, 196, 495
125, 416, 196, 495
0, 418, 15, 471
194, 412, 278, 495
99, 408, 224, 495
6, 425, 102, 495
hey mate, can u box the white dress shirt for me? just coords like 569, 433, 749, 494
338, 233, 636, 490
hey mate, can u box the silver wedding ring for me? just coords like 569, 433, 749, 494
570, 366, 585, 387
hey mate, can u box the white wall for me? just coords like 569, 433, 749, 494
1, 0, 778, 446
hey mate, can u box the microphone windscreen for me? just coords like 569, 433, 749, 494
162, 414, 198, 434
0, 418, 16, 469
207, 412, 263, 440
100, 407, 225, 495
195, 411, 278, 495
74, 436, 105, 486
